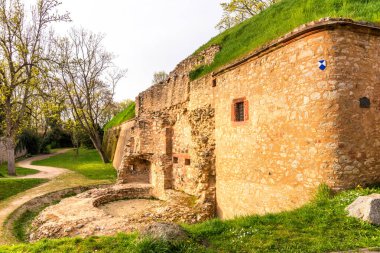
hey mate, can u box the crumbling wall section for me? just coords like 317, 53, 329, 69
118, 46, 219, 213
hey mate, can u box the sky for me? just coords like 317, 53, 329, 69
54, 0, 224, 101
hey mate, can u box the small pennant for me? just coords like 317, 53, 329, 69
318, 60, 327, 71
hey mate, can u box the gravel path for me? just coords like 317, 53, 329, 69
0, 149, 72, 244
15, 149, 70, 179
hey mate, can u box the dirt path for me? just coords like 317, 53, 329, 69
0, 149, 112, 245
16, 149, 70, 179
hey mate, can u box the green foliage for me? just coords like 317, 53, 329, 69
0, 234, 205, 253
32, 149, 116, 181
77, 129, 97, 149
0, 179, 47, 201
191, 0, 380, 80
41, 128, 73, 150
18, 130, 41, 155
216, 0, 277, 31
189, 66, 206, 81
183, 186, 380, 252
2, 187, 380, 252
103, 102, 136, 131
13, 208, 45, 242
314, 183, 334, 203
17, 127, 73, 155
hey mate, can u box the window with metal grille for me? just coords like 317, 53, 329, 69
232, 98, 249, 123
235, 102, 245, 122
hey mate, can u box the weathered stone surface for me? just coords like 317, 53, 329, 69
346, 194, 380, 225
140, 222, 188, 241
29, 187, 211, 241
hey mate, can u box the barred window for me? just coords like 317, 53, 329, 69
232, 98, 249, 123
235, 102, 245, 122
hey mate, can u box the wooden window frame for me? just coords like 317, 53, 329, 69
231, 97, 249, 126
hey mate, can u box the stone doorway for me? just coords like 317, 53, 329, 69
126, 158, 151, 184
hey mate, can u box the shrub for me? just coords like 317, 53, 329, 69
17, 130, 41, 155
41, 127, 73, 151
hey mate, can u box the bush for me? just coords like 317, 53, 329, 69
41, 127, 73, 151
78, 132, 95, 149
17, 130, 41, 155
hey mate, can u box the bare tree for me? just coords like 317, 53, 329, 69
0, 0, 69, 175
52, 28, 126, 163
216, 0, 278, 32
152, 71, 169, 84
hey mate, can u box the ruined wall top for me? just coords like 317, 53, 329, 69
135, 45, 220, 116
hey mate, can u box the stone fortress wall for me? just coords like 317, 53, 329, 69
107, 18, 380, 219
213, 20, 380, 218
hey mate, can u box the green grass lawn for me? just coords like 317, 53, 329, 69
32, 149, 117, 181
0, 164, 39, 178
103, 102, 135, 131
1, 186, 380, 252
190, 0, 380, 80
0, 179, 48, 201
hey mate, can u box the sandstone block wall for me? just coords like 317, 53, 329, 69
214, 20, 380, 218
114, 19, 380, 220
329, 27, 380, 189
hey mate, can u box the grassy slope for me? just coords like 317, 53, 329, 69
0, 164, 38, 178
0, 161, 45, 201
32, 149, 116, 181
190, 0, 380, 80
0, 179, 47, 201
1, 187, 380, 252
103, 102, 136, 131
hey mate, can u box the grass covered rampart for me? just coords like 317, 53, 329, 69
190, 0, 380, 80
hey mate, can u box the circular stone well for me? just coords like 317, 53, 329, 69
28, 185, 210, 241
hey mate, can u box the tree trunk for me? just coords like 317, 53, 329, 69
5, 137, 16, 176
98, 147, 109, 164
91, 134, 109, 163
